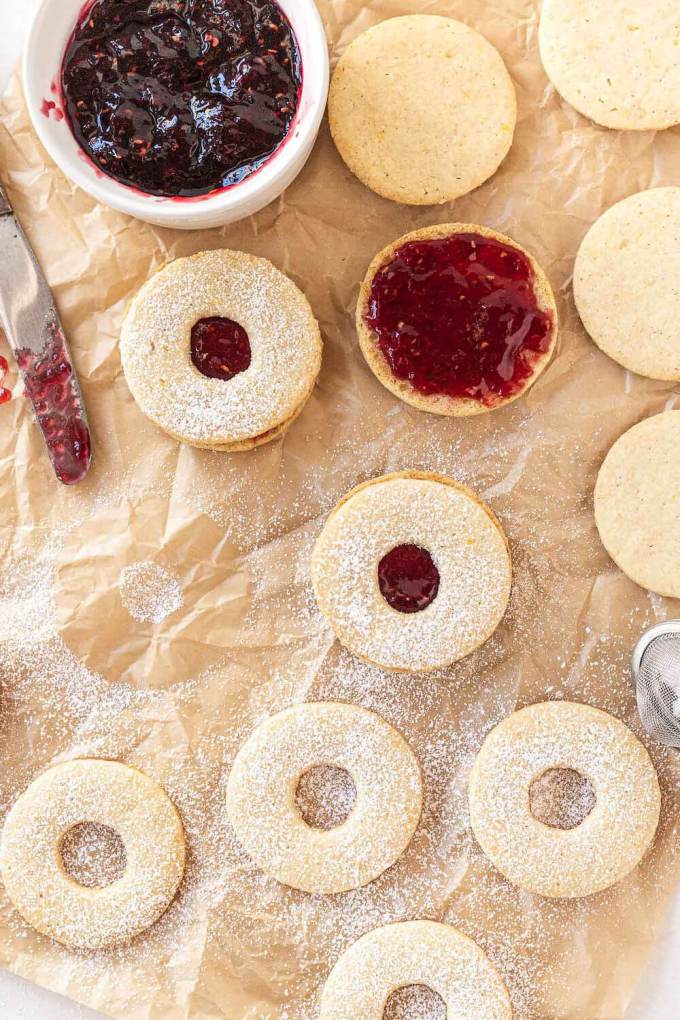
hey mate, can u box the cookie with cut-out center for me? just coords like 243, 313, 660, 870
320, 921, 512, 1019
0, 759, 185, 949
469, 701, 660, 898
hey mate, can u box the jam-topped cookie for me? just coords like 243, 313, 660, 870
357, 224, 558, 416
61, 0, 302, 198
121, 249, 322, 451
312, 472, 512, 673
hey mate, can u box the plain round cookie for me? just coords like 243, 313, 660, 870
539, 0, 680, 130
574, 188, 680, 380
0, 759, 186, 949
328, 16, 516, 205
120, 250, 322, 449
226, 702, 422, 894
320, 921, 512, 1019
469, 702, 660, 898
357, 223, 558, 416
312, 472, 512, 672
595, 411, 680, 597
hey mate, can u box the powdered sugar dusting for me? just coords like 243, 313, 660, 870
119, 561, 183, 624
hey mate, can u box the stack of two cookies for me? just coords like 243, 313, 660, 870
121, 249, 322, 452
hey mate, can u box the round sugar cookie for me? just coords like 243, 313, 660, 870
120, 250, 322, 450
539, 0, 680, 130
574, 188, 680, 380
320, 921, 512, 1020
328, 16, 516, 205
311, 472, 512, 672
357, 223, 558, 416
226, 702, 422, 894
469, 702, 660, 898
595, 411, 680, 597
0, 759, 185, 949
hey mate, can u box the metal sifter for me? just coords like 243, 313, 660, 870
632, 621, 680, 749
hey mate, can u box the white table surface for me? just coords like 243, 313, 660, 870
0, 5, 677, 1019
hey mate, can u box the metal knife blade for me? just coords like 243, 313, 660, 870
0, 181, 91, 485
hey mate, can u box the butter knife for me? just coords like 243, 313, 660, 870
0, 181, 91, 485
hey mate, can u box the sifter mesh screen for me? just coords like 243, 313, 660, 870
635, 632, 680, 749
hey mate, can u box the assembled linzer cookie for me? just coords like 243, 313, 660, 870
357, 224, 558, 416
121, 249, 322, 451
312, 471, 512, 672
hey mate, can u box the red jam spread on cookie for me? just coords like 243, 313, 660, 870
60, 0, 302, 198
190, 317, 252, 380
378, 544, 440, 614
365, 233, 554, 406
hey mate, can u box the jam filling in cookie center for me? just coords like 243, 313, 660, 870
365, 233, 554, 406
190, 317, 252, 380
60, 0, 302, 198
378, 544, 440, 614
529, 768, 596, 831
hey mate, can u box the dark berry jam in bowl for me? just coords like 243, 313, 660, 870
23, 0, 329, 228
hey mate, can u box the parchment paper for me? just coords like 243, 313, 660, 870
0, 1, 679, 1017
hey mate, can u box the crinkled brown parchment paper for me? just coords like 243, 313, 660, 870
0, 1, 679, 1017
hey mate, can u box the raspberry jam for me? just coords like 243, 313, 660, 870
378, 545, 440, 614
190, 317, 251, 380
365, 233, 554, 407
16, 324, 92, 485
0, 356, 11, 405
60, 0, 302, 198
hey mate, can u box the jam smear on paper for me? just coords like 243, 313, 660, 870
0, 357, 11, 405
365, 232, 554, 407
61, 0, 302, 198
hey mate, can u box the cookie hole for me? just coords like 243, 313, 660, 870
383, 985, 447, 1020
378, 544, 440, 614
60, 823, 127, 888
530, 768, 596, 830
295, 765, 357, 831
190, 317, 251, 381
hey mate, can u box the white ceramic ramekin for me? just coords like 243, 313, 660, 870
23, 0, 329, 230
